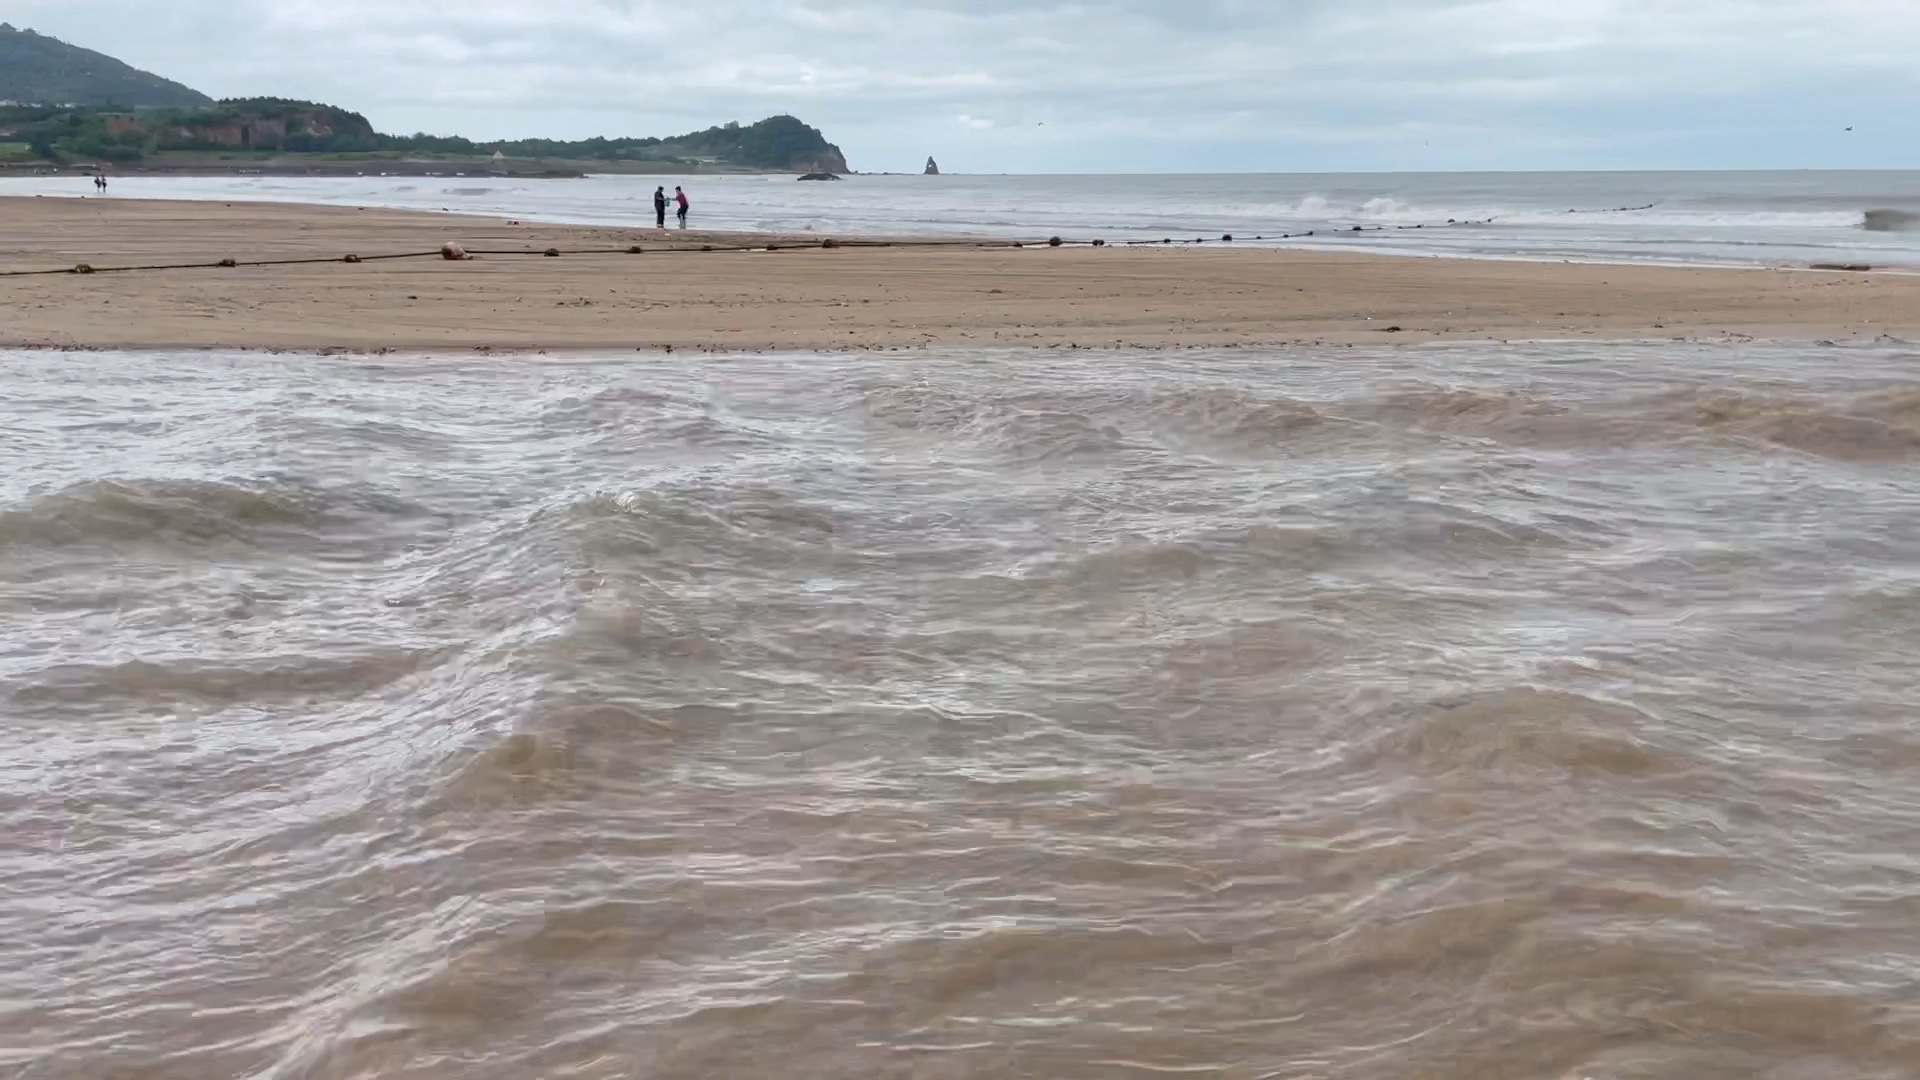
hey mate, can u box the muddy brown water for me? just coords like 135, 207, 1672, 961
5, 344, 1920, 1080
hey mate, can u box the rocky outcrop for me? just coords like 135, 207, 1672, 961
149, 102, 372, 151
174, 115, 287, 149
924, 156, 940, 175
798, 146, 850, 174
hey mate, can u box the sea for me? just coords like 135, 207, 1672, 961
3, 169, 1919, 269
8, 338, 1920, 1079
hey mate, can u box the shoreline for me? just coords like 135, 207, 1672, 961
8, 185, 1916, 280
12, 200, 1919, 286
4, 195, 1919, 353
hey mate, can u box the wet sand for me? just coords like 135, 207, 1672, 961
3, 195, 1919, 351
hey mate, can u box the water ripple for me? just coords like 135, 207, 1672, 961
4, 342, 1920, 1079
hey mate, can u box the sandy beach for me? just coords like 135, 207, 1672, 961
3, 195, 1918, 351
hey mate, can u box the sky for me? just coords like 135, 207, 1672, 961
10, 0, 1920, 173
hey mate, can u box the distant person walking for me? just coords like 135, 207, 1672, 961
653, 186, 668, 229
674, 186, 690, 229
93, 172, 107, 193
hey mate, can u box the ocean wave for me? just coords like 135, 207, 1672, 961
1850, 382, 1920, 423
864, 382, 1363, 461
1685, 390, 1920, 461
1058, 540, 1213, 586
560, 484, 845, 580
1313, 381, 1920, 459
1352, 686, 1683, 778
861, 377, 1920, 464
434, 697, 759, 812
536, 384, 786, 448
1864, 209, 1920, 232
861, 384, 1131, 461
538, 384, 701, 425
0, 477, 429, 549
1362, 386, 1569, 430
1223, 195, 1864, 230
10, 649, 447, 710
1138, 387, 1335, 446
1335, 384, 1643, 449
1496, 209, 1864, 229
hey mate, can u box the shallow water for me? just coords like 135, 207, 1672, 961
6, 343, 1920, 1079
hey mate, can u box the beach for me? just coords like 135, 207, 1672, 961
13, 187, 1920, 1080
5, 195, 1919, 351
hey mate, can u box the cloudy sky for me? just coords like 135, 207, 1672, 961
12, 0, 1919, 172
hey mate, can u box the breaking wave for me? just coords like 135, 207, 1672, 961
1864, 208, 1920, 232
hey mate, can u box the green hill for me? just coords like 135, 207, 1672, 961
3, 99, 850, 172
0, 28, 848, 173
397, 115, 850, 173
0, 24, 212, 108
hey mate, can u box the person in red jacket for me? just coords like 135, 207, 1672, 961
674, 186, 690, 229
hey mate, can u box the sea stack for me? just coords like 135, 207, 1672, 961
924, 156, 940, 176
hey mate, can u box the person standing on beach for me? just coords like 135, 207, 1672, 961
674, 186, 690, 229
653, 186, 668, 229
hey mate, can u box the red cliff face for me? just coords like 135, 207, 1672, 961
171, 115, 288, 147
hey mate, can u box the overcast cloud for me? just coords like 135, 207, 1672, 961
12, 0, 1919, 171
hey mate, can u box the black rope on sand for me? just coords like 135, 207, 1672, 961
0, 250, 446, 278
0, 237, 1056, 278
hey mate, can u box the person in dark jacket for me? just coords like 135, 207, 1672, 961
653, 186, 668, 228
